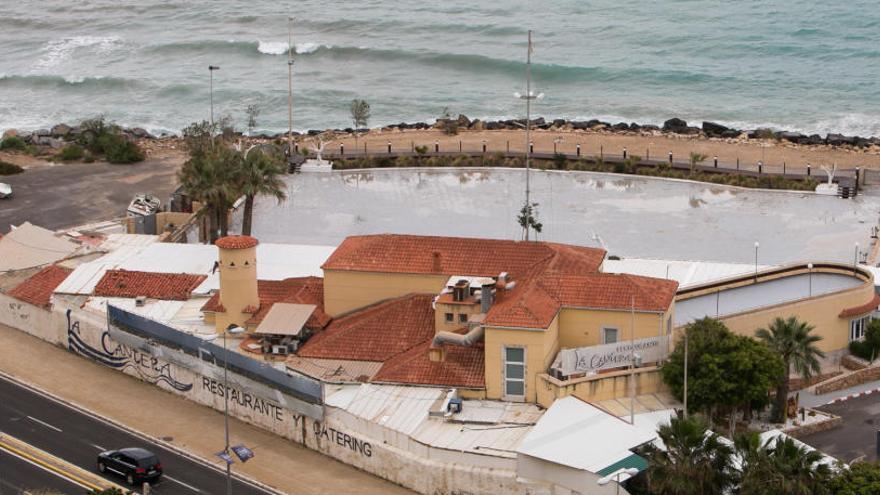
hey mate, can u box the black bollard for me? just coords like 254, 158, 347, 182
623, 147, 627, 159
714, 156, 718, 168
340, 144, 344, 155
530, 142, 534, 154
807, 165, 811, 176
758, 161, 763, 174
668, 152, 673, 165
435, 141, 439, 153
482, 142, 487, 153
387, 142, 391, 154
576, 144, 581, 157
459, 141, 462, 152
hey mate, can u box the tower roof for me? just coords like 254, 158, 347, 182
215, 235, 259, 250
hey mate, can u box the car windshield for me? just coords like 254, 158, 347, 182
136, 455, 159, 468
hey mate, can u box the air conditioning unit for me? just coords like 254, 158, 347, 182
271, 345, 289, 356
135, 296, 146, 307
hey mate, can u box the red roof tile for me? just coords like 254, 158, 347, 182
94, 270, 206, 301
372, 340, 485, 389
201, 277, 330, 329
298, 294, 434, 361
485, 273, 678, 329
839, 294, 880, 318
7, 265, 72, 308
321, 234, 605, 278
216, 235, 259, 250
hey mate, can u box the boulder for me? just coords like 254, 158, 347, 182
532, 117, 546, 126
662, 118, 689, 133
470, 119, 485, 131
586, 119, 608, 129
826, 133, 855, 146
702, 121, 729, 137
34, 128, 51, 137
2, 129, 18, 139
485, 121, 504, 130
130, 127, 154, 139
570, 121, 589, 130
776, 131, 806, 143
806, 134, 824, 145
51, 123, 72, 138
36, 136, 63, 148
683, 126, 702, 135
629, 122, 642, 131
456, 114, 471, 128
720, 130, 741, 139
552, 119, 567, 128
641, 124, 661, 132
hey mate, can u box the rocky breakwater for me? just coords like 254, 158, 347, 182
2, 124, 158, 149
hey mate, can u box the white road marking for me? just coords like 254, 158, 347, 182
26, 415, 62, 432
91, 443, 106, 450
165, 475, 202, 492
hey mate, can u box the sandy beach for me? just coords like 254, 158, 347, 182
314, 128, 880, 170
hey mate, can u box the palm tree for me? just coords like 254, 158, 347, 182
643, 413, 735, 495
689, 152, 707, 175
737, 433, 832, 495
756, 316, 825, 424
178, 144, 239, 243
236, 146, 287, 236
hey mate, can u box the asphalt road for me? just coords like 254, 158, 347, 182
0, 152, 181, 234
0, 448, 83, 495
800, 392, 880, 463
0, 375, 273, 495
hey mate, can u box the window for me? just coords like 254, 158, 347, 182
503, 346, 526, 400
603, 327, 619, 344
444, 313, 453, 323
459, 313, 468, 323
851, 316, 871, 341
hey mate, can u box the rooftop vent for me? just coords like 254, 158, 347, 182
135, 296, 146, 307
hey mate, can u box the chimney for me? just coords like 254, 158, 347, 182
496, 272, 508, 289
428, 345, 446, 362
480, 284, 495, 313
432, 251, 442, 272
453, 279, 470, 302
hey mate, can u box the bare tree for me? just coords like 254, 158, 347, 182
245, 104, 261, 135
350, 99, 370, 149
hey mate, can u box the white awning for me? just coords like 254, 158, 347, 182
254, 303, 316, 336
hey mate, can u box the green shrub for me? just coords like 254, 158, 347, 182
0, 160, 24, 175
553, 153, 567, 170
58, 144, 85, 161
83, 151, 95, 163
99, 134, 145, 164
414, 145, 428, 155
0, 136, 26, 150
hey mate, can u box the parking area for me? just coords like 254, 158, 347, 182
799, 392, 880, 464
0, 150, 182, 234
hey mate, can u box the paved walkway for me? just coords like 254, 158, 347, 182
799, 378, 880, 407
0, 324, 412, 495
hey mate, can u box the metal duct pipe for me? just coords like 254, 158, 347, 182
432, 324, 484, 347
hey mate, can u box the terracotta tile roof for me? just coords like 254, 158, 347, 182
215, 235, 259, 250
321, 234, 605, 278
839, 293, 880, 318
94, 270, 206, 301
7, 265, 72, 308
298, 294, 435, 361
201, 277, 330, 329
372, 340, 485, 389
485, 273, 678, 329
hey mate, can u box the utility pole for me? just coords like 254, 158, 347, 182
630, 295, 636, 425
287, 17, 295, 158
683, 329, 688, 419
515, 31, 543, 241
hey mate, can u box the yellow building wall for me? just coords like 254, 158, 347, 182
434, 301, 482, 332
557, 305, 672, 350
716, 282, 876, 353
535, 368, 667, 409
323, 269, 448, 316
484, 315, 560, 403
216, 246, 259, 333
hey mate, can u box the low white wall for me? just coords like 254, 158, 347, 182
0, 299, 539, 495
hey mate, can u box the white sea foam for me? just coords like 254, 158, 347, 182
257, 40, 288, 55
257, 40, 330, 55
33, 36, 123, 70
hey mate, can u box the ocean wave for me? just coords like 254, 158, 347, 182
0, 74, 135, 90
149, 39, 331, 57
34, 36, 124, 70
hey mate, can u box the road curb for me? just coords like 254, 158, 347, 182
0, 431, 119, 492
825, 386, 880, 405
0, 369, 284, 495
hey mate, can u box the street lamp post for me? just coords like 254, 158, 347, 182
754, 241, 760, 282
597, 468, 640, 495
808, 262, 813, 297
209, 66, 220, 127
854, 242, 860, 272
222, 324, 245, 495
683, 328, 688, 419
287, 17, 295, 158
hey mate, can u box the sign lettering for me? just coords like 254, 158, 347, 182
558, 336, 667, 376
201, 377, 285, 422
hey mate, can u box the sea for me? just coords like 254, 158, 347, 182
1, 0, 879, 137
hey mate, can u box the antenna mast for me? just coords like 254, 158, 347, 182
287, 17, 295, 158
525, 30, 532, 240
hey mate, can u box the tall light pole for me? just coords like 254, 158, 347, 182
209, 65, 220, 127
514, 30, 543, 241
754, 241, 760, 282
287, 17, 295, 158
598, 468, 640, 495
629, 296, 636, 425
683, 328, 688, 419
222, 324, 245, 495
854, 242, 860, 271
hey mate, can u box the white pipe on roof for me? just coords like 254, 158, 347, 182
432, 325, 484, 347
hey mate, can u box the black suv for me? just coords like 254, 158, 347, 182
97, 447, 163, 485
